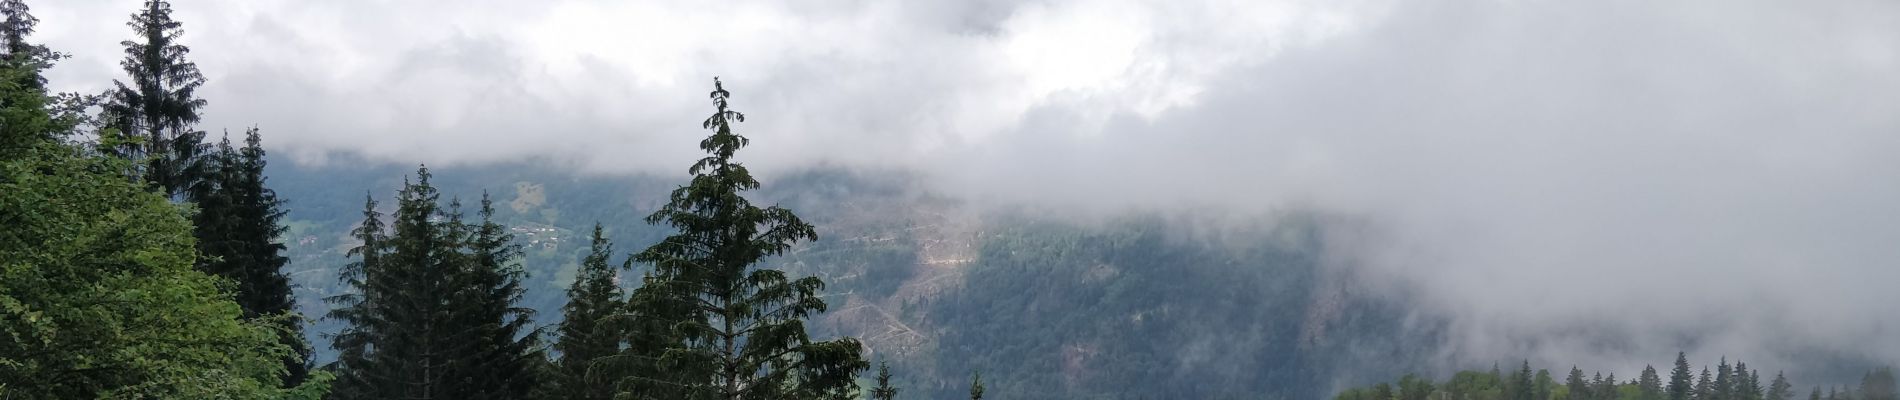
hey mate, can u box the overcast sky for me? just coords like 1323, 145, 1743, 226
34, 0, 1900, 378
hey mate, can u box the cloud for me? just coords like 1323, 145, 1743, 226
33, 0, 1900, 380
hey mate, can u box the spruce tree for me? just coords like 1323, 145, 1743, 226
103, 0, 207, 196
0, 0, 49, 90
1768, 372, 1792, 400
869, 360, 899, 400
616, 78, 866, 399
969, 372, 985, 400
1718, 359, 1734, 400
0, 0, 64, 157
1710, 367, 1725, 400
1672, 352, 1696, 400
1810, 387, 1822, 400
325, 193, 387, 399
1641, 365, 1664, 400
454, 193, 542, 398
189, 128, 307, 386
554, 223, 627, 399
1570, 367, 1592, 400
325, 169, 540, 399
1865, 367, 1898, 400
1510, 360, 1534, 400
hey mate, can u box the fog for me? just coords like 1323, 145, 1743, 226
36, 0, 1900, 380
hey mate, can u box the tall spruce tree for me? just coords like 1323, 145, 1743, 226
0, 0, 65, 157
1718, 358, 1735, 400
1642, 365, 1665, 400
1672, 352, 1695, 400
615, 78, 866, 399
1570, 367, 1592, 400
1697, 367, 1715, 400
458, 193, 542, 398
325, 193, 387, 399
554, 223, 627, 399
103, 0, 207, 196
1509, 360, 1534, 400
0, 0, 49, 91
190, 128, 308, 387
869, 360, 899, 400
324, 169, 540, 399
1768, 372, 1792, 400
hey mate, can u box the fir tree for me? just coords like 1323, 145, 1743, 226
1641, 365, 1665, 400
325, 193, 386, 399
1509, 360, 1534, 400
1697, 367, 1715, 400
187, 129, 307, 387
1571, 367, 1592, 400
103, 0, 207, 196
1865, 367, 1898, 400
554, 223, 627, 400
1768, 372, 1792, 400
869, 360, 899, 400
1718, 359, 1734, 400
1672, 352, 1696, 400
0, 0, 50, 90
615, 78, 866, 399
453, 193, 542, 398
325, 169, 540, 399
969, 372, 985, 400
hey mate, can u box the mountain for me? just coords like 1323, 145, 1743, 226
267, 160, 1436, 399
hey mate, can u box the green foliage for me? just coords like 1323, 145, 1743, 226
969, 372, 984, 400
869, 360, 899, 400
103, 0, 208, 197
614, 78, 866, 400
552, 223, 626, 400
191, 128, 309, 386
1335, 354, 1893, 400
1671, 352, 1694, 400
323, 168, 540, 399
0, 141, 309, 398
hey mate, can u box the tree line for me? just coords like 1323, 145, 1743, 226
1, 1, 986, 398
1334, 352, 1897, 400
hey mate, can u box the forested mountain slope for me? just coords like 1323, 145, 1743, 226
268, 160, 1436, 399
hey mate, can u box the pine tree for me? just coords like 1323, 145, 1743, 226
1641, 365, 1665, 400
615, 78, 866, 399
103, 0, 207, 196
1810, 387, 1822, 400
969, 372, 985, 400
1673, 352, 1696, 400
869, 360, 899, 400
553, 223, 627, 400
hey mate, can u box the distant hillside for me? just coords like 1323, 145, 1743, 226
267, 160, 1436, 399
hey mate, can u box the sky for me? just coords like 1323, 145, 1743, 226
33, 0, 1900, 379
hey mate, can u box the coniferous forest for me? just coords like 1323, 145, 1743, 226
2, 1, 1896, 399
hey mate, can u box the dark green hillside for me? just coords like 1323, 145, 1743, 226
266, 160, 1432, 399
